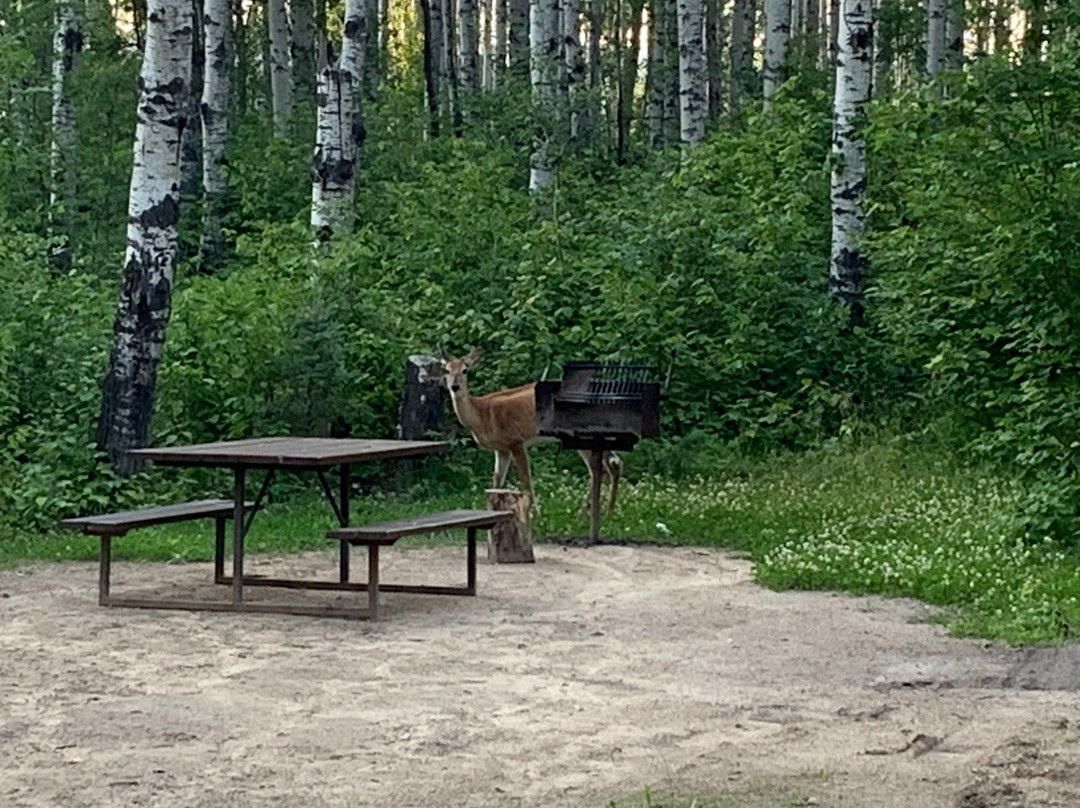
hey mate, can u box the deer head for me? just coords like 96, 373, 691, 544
439, 347, 483, 397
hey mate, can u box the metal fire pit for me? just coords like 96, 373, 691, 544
535, 361, 660, 540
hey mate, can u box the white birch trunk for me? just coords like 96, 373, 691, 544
50, 0, 82, 269
459, 0, 482, 93
829, 0, 871, 321
925, 0, 947, 77
311, 0, 368, 238
677, 0, 705, 146
267, 0, 293, 135
729, 0, 754, 113
200, 0, 231, 267
763, 0, 791, 102
97, 0, 192, 473
529, 0, 560, 190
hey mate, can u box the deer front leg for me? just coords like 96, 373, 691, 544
509, 445, 533, 500
493, 450, 512, 488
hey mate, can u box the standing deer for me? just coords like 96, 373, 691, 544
433, 348, 622, 513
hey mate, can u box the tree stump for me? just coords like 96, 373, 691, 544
397, 354, 446, 440
485, 489, 534, 563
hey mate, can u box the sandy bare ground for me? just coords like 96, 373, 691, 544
2, 543, 1079, 808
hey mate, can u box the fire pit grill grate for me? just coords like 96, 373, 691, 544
555, 361, 659, 403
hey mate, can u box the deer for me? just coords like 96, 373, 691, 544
431, 348, 622, 514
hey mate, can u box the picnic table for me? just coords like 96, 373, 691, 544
59, 437, 510, 619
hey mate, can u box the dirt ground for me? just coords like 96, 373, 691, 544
2, 543, 1079, 808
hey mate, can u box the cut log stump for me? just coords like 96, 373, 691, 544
484, 488, 534, 563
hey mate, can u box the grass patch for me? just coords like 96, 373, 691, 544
4, 439, 1079, 644
603, 782, 819, 808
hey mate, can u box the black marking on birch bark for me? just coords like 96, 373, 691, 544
133, 195, 181, 230
835, 175, 868, 200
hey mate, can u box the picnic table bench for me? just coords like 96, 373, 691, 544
58, 499, 255, 607
326, 508, 514, 618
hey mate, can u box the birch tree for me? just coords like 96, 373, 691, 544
925, 0, 947, 77
311, 0, 369, 237
267, 0, 293, 135
97, 0, 192, 473
729, 0, 755, 113
828, 0, 871, 323
50, 0, 82, 271
677, 0, 705, 146
646, 0, 679, 148
529, 0, 560, 190
200, 0, 231, 267
763, 0, 791, 102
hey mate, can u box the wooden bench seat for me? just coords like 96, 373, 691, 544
59, 499, 253, 607
326, 509, 514, 617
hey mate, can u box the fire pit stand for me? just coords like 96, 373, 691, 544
535, 361, 660, 541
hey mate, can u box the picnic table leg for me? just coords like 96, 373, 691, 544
366, 542, 379, 618
466, 526, 477, 595
339, 462, 351, 583
232, 467, 245, 603
214, 516, 226, 583
99, 535, 112, 606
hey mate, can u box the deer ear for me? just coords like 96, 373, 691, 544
463, 347, 483, 367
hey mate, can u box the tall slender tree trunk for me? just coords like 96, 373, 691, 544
97, 0, 192, 474
925, 0, 946, 77
564, 0, 585, 141
180, 0, 204, 207
291, 0, 317, 102
459, 0, 482, 94
444, 0, 464, 133
677, 0, 705, 145
267, 0, 293, 135
828, 0, 871, 324
704, 0, 725, 120
729, 0, 755, 114
944, 0, 962, 69
992, 0, 1009, 55
763, 0, 790, 102
420, 0, 443, 135
493, 0, 508, 86
529, 0, 560, 189
200, 0, 231, 268
803, 0, 821, 65
508, 0, 530, 76
311, 0, 368, 238
50, 0, 82, 272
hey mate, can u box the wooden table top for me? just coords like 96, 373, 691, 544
127, 437, 449, 469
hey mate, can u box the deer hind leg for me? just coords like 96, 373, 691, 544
603, 451, 622, 515
493, 450, 512, 488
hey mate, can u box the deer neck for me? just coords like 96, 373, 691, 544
449, 383, 482, 433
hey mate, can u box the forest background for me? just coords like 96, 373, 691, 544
1, 0, 1079, 643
